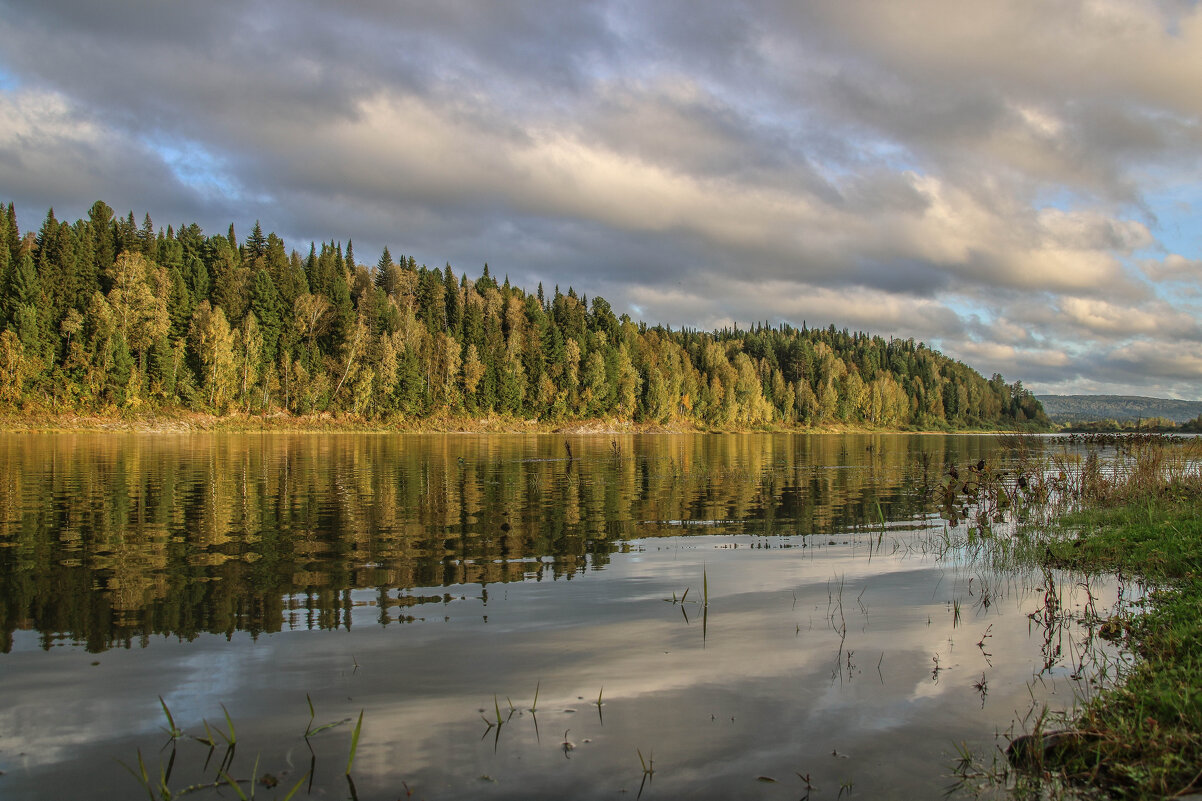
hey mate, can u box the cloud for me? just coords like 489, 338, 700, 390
1105, 341, 1202, 382
0, 88, 234, 225
1, 0, 1201, 397
1142, 253, 1202, 283
1056, 296, 1202, 340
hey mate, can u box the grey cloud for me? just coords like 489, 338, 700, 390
2, 0, 1202, 397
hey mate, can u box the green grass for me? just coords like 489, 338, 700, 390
346, 710, 364, 775
938, 437, 1202, 799
1044, 501, 1202, 583
1030, 498, 1202, 798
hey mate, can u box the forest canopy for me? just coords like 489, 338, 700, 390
0, 200, 1048, 429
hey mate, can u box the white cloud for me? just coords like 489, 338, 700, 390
2, 0, 1202, 397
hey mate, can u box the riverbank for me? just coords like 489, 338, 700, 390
1032, 499, 1202, 799
0, 408, 1046, 435
999, 439, 1202, 799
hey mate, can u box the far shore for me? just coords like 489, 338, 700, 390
0, 409, 1045, 436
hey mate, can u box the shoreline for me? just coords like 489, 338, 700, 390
0, 410, 1042, 436
1028, 497, 1202, 799
955, 437, 1202, 800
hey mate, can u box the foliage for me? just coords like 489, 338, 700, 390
0, 199, 1048, 429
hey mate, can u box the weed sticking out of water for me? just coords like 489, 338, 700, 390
948, 436, 1202, 799
561, 729, 575, 758
305, 694, 350, 738
976, 624, 994, 665
633, 747, 657, 800
637, 747, 654, 775
345, 710, 363, 775
972, 673, 989, 707
120, 699, 318, 801
195, 718, 217, 748
216, 704, 237, 746
218, 753, 259, 800
158, 696, 183, 742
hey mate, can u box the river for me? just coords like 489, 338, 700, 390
0, 432, 1123, 799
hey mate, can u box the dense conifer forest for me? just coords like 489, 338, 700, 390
0, 200, 1048, 429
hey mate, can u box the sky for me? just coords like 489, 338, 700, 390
2, 1, 1201, 398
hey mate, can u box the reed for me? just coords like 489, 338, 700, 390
213, 704, 237, 746
304, 694, 349, 738
158, 697, 183, 741
219, 754, 259, 800
345, 710, 364, 775
637, 748, 654, 777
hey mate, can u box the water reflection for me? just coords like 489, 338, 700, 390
0, 433, 1136, 801
0, 433, 998, 652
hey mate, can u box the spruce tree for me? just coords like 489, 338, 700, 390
376, 246, 393, 274
443, 264, 461, 335
87, 200, 115, 292
249, 268, 282, 364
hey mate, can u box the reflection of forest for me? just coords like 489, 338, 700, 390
0, 433, 1001, 652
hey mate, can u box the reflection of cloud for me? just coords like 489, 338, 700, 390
5, 528, 1120, 800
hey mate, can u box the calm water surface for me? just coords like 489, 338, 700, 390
0, 433, 1121, 800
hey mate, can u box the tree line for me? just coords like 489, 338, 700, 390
0, 200, 1049, 429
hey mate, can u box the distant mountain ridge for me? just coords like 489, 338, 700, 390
1036, 394, 1202, 424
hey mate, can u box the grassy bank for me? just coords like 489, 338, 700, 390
1035, 500, 1202, 798
980, 437, 1202, 799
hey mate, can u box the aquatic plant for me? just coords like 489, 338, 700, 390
346, 710, 363, 775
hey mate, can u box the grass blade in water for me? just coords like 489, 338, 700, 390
281, 772, 311, 801
219, 768, 249, 801
217, 704, 237, 745
159, 696, 182, 740
346, 710, 364, 775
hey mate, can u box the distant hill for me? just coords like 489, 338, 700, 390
1036, 395, 1202, 424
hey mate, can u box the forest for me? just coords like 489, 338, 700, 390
0, 200, 1049, 430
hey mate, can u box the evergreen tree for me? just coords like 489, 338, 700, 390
245, 221, 267, 266
3, 251, 41, 355
376, 246, 394, 275
443, 264, 461, 335
249, 268, 282, 365
87, 200, 115, 293
140, 213, 156, 259
3, 202, 19, 265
